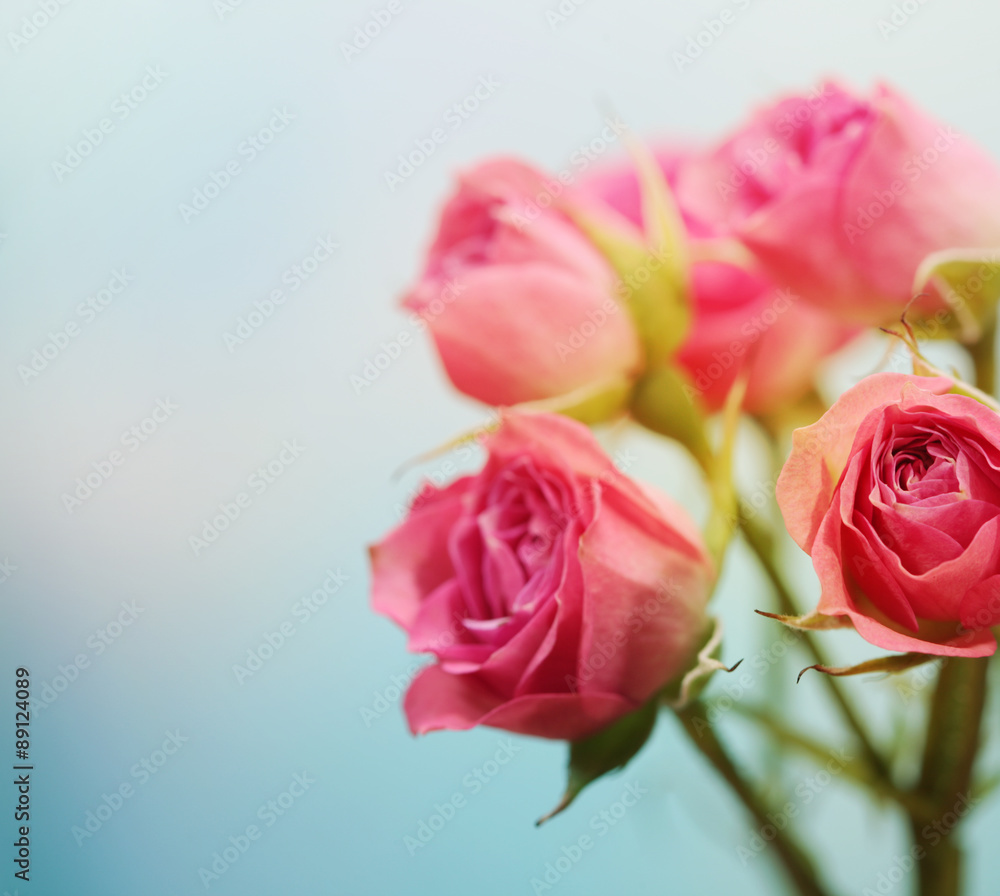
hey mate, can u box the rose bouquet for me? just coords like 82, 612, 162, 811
369, 81, 1000, 895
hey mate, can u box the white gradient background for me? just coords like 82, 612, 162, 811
2, 1, 1000, 894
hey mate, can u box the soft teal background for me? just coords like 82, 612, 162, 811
2, 1, 1000, 894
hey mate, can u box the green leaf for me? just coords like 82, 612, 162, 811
536, 699, 658, 826
911, 249, 1000, 343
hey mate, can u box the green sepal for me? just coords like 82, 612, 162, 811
755, 609, 854, 631
911, 249, 1000, 343
628, 362, 711, 467
536, 699, 658, 826
517, 376, 633, 426
796, 652, 937, 684
565, 138, 691, 364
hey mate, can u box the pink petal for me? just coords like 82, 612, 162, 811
369, 480, 472, 630
960, 576, 1000, 629
404, 665, 636, 740
575, 487, 712, 702
777, 373, 952, 552
407, 264, 640, 407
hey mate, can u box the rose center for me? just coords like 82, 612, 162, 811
889, 438, 960, 500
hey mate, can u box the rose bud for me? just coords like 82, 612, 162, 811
675, 82, 1000, 326
370, 411, 714, 740
402, 158, 642, 408
776, 372, 1000, 657
579, 150, 860, 414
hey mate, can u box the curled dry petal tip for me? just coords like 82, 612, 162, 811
796, 653, 937, 684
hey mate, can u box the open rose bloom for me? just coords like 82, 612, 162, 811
370, 412, 714, 740
678, 82, 1000, 325
777, 373, 1000, 657
371, 76, 1000, 888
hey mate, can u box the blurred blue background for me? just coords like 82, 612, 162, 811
2, 1, 1000, 894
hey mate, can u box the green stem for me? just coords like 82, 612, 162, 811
909, 658, 989, 896
731, 702, 935, 818
969, 315, 997, 395
910, 318, 995, 896
675, 702, 834, 896
739, 510, 892, 783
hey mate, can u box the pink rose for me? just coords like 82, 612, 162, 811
677, 82, 1000, 324
776, 372, 1000, 657
370, 412, 714, 740
402, 158, 642, 407
579, 151, 859, 414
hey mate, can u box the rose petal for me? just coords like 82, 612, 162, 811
777, 373, 952, 551
960, 575, 1000, 629
404, 665, 636, 740
407, 264, 640, 407
369, 479, 473, 630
